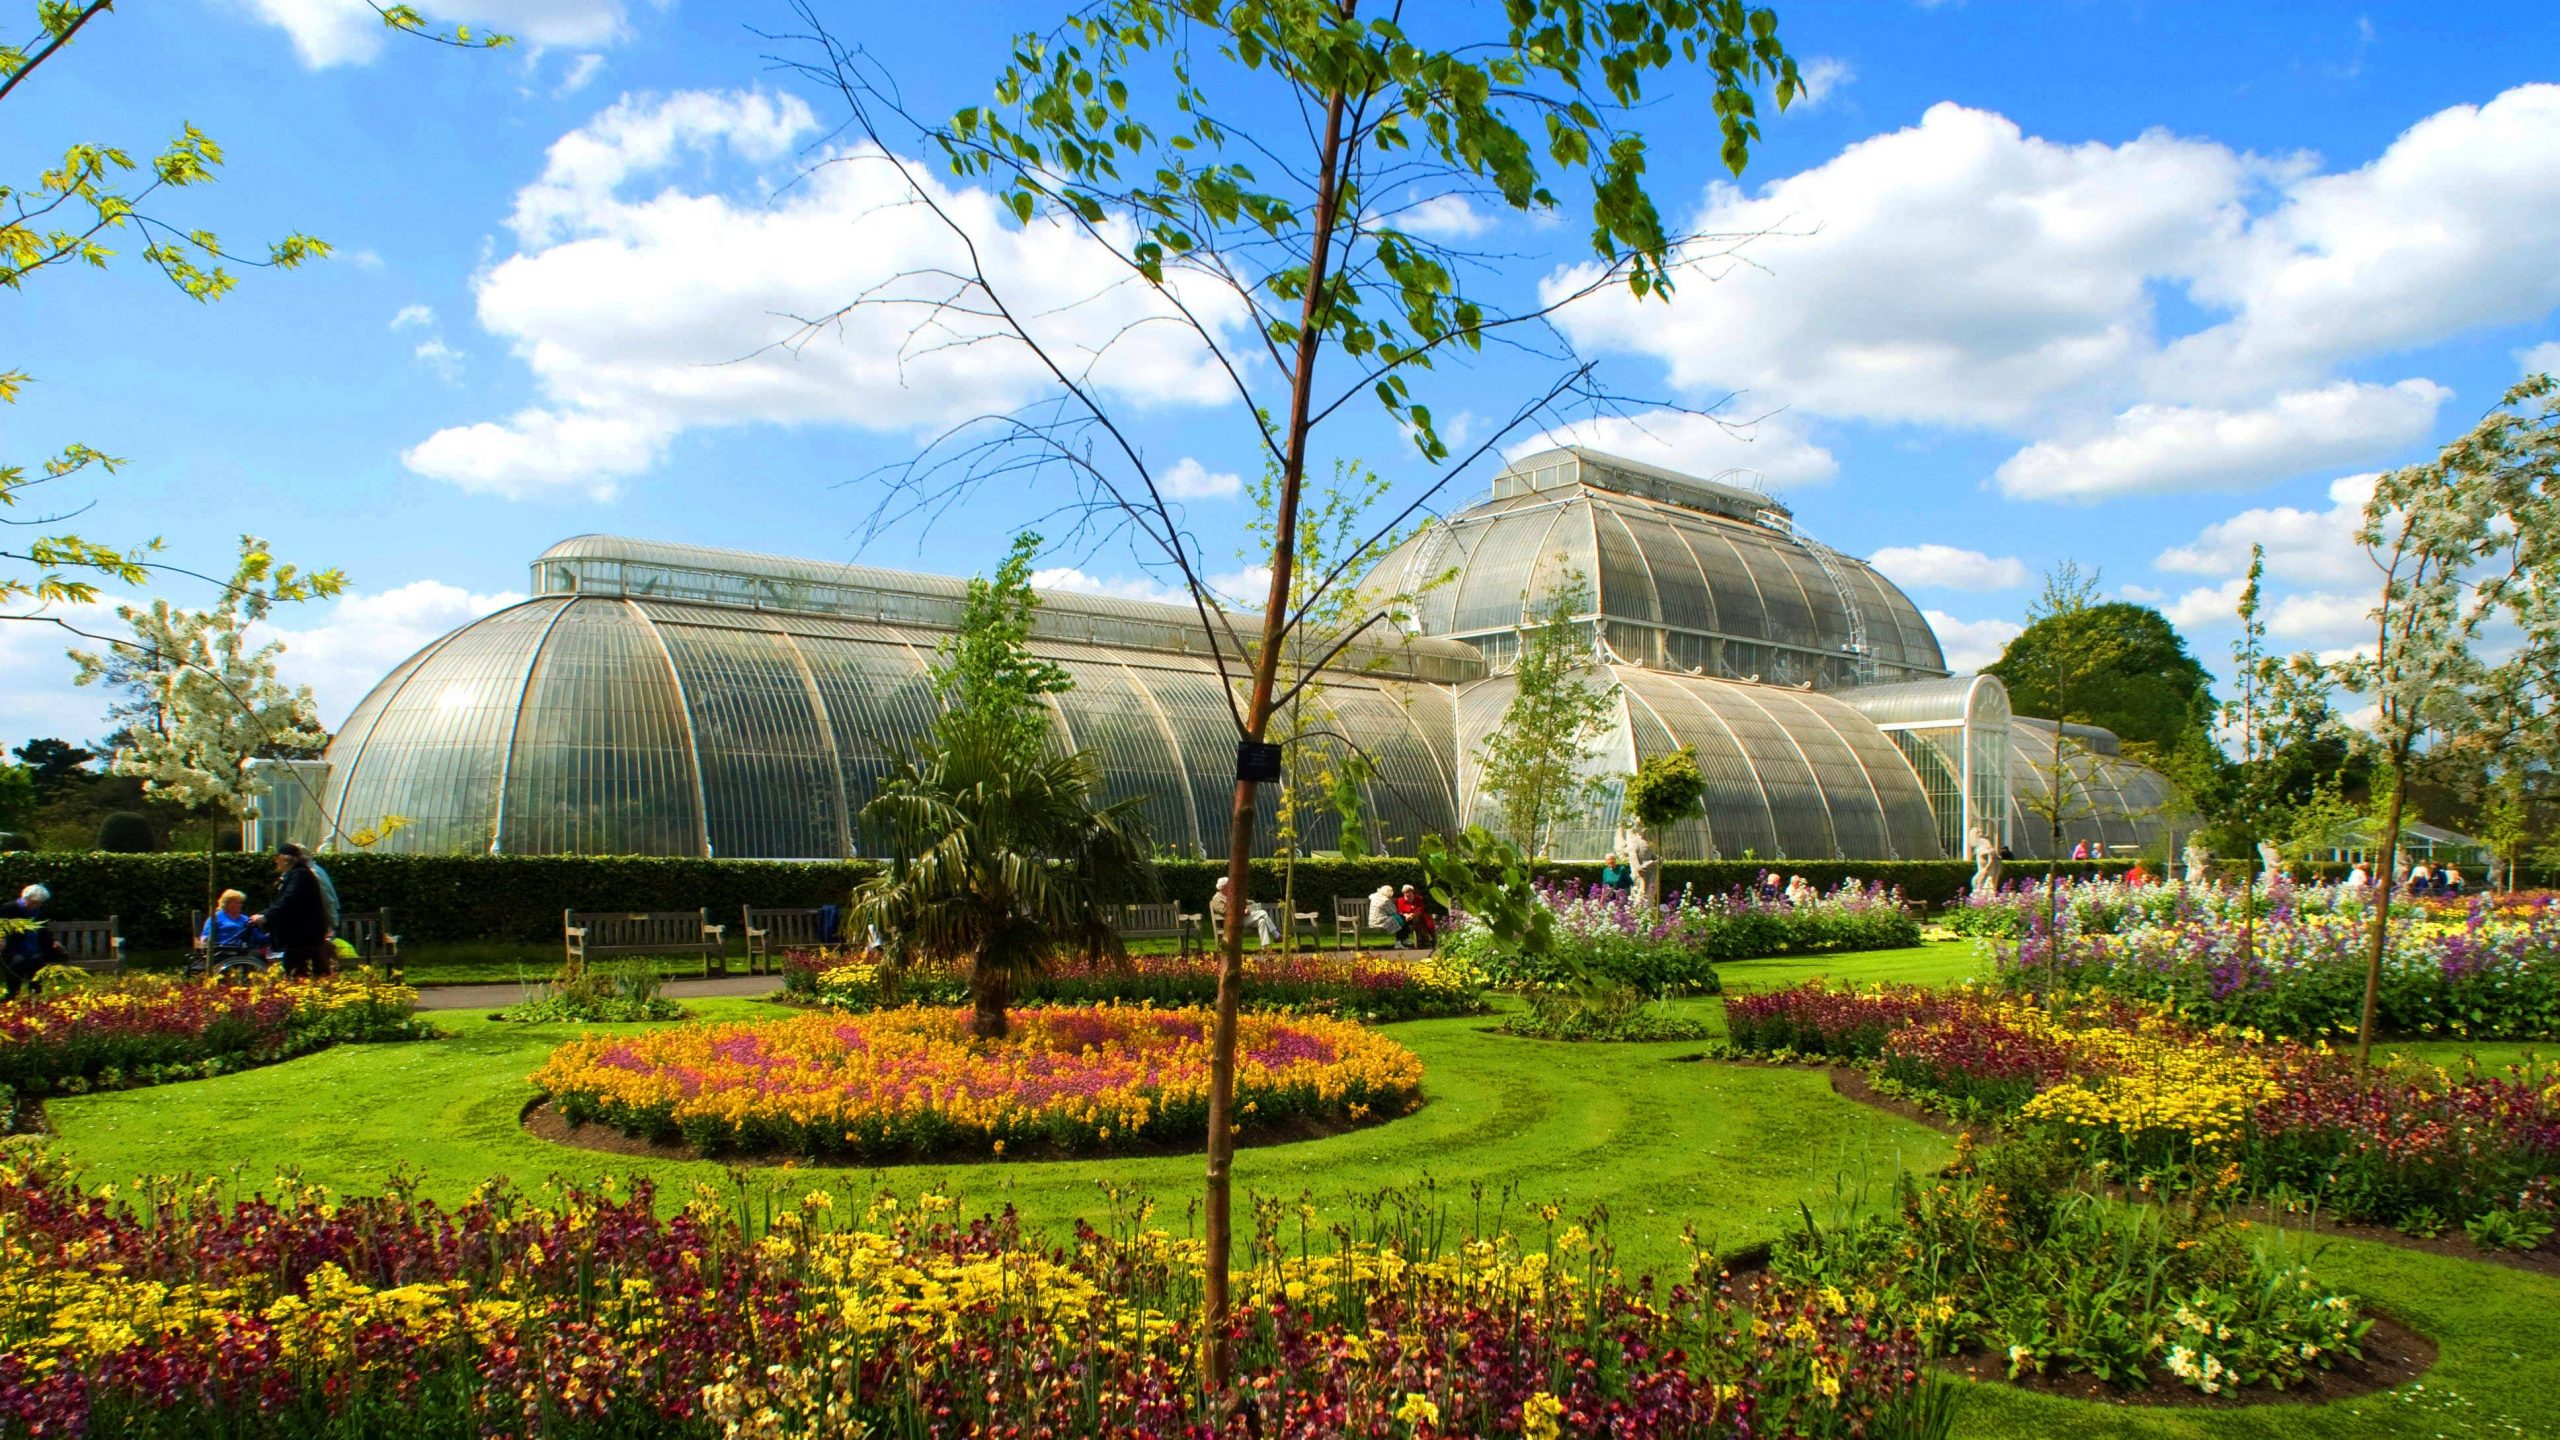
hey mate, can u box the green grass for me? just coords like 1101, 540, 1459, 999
31, 934, 2560, 1439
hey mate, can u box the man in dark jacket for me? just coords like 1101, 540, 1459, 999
253, 844, 332, 978
0, 884, 63, 999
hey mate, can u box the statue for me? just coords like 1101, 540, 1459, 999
1625, 826, 1662, 911
2256, 839, 2284, 884
2183, 837, 2213, 887
1967, 823, 2003, 897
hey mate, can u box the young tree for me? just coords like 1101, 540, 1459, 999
783, 0, 1803, 1380
1622, 744, 1707, 907
849, 534, 1159, 1039
3, 3, 502, 623
1478, 572, 1618, 860
2332, 375, 2560, 1064
1998, 561, 2126, 982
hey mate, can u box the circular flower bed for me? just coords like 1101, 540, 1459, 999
530, 1005, 1423, 1161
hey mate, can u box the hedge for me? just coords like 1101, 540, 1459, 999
0, 851, 2142, 952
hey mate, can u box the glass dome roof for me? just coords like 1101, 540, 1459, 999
1364, 448, 1947, 689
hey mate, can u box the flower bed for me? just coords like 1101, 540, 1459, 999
0, 972, 424, 1100
1728, 984, 2560, 1237
1774, 1155, 2372, 1396
530, 1005, 1425, 1160
1998, 897, 2560, 1040
0, 1155, 1948, 1440
1443, 877, 1919, 996
790, 947, 1484, 1021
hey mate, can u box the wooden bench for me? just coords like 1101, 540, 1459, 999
48, 917, 123, 976
1117, 902, 1201, 956
742, 906, 838, 974
336, 911, 401, 972
1333, 896, 1370, 950
564, 909, 727, 978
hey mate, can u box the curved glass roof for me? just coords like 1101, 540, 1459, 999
325, 595, 1458, 860
1365, 453, 1946, 688
2002, 717, 2185, 859
1453, 665, 1946, 862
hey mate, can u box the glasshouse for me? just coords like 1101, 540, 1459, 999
277, 449, 2184, 862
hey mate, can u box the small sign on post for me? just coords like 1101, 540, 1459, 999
1234, 741, 1283, 783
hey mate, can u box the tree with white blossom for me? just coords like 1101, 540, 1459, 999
69, 537, 339, 844
2332, 373, 2559, 1064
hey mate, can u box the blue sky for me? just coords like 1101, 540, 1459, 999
7, 0, 2558, 743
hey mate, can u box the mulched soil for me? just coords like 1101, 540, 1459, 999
521, 1094, 1419, 1169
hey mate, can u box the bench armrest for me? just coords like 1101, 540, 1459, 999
705, 924, 727, 940
564, 925, 589, 939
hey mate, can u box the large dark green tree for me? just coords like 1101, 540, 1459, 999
1986, 601, 2216, 755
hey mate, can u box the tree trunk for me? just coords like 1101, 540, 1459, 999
2356, 765, 2409, 1067
1202, 70, 1352, 1398
970, 955, 1011, 1041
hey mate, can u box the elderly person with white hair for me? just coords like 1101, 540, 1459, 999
1, 884, 62, 999
1210, 875, 1280, 949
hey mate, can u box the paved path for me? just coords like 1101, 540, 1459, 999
411, 973, 786, 1012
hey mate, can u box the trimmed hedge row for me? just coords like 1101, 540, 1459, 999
0, 850, 2140, 951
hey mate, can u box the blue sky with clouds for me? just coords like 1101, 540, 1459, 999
8, 0, 2558, 744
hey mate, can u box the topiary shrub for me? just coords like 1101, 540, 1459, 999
94, 812, 157, 853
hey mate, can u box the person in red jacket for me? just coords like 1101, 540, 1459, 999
1393, 885, 1437, 949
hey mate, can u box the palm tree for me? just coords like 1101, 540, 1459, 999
851, 706, 1157, 1039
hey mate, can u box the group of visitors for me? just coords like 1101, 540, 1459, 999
0, 842, 355, 1000
210, 843, 344, 978
1365, 883, 1438, 949
2342, 859, 2466, 895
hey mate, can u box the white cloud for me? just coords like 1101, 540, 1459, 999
1396, 193, 1492, 239
1552, 83, 2560, 511
390, 304, 436, 330
242, 0, 633, 68
2265, 589, 2374, 647
1794, 57, 1855, 110
1923, 611, 2022, 672
1993, 379, 2445, 502
0, 601, 124, 742
2154, 472, 2376, 586
1551, 101, 2251, 428
2523, 341, 2560, 377
556, 52, 606, 96
414, 91, 1249, 498
411, 338, 467, 383
1028, 567, 1187, 605
1868, 544, 2029, 591
2157, 578, 2246, 631
260, 582, 525, 727
1158, 457, 1242, 500
1510, 408, 1837, 489
2155, 85, 2560, 399
402, 407, 664, 499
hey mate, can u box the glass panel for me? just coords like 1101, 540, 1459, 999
648, 608, 843, 859
501, 600, 706, 856
328, 599, 566, 855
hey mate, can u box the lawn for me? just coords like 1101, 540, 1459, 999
29, 937, 2560, 1439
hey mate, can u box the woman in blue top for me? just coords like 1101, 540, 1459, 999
202, 888, 270, 955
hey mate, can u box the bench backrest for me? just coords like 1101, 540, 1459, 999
1120, 902, 1186, 936
48, 917, 119, 962
566, 909, 713, 947
1333, 897, 1366, 924
337, 910, 396, 958
744, 906, 831, 945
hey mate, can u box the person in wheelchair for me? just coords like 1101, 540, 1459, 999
198, 889, 273, 975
